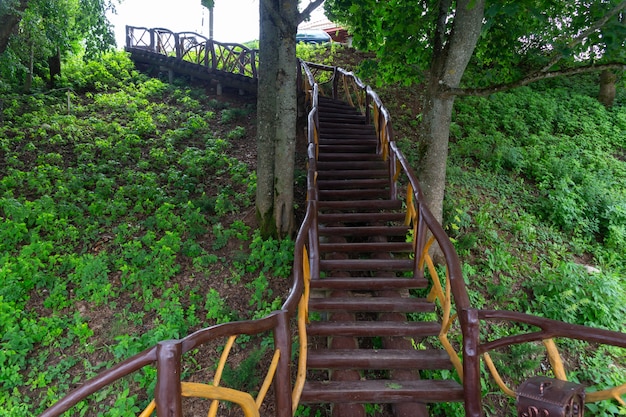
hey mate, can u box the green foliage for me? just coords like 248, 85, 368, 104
0, 0, 116, 89
325, 0, 626, 88
245, 230, 294, 278
220, 346, 266, 394
0, 51, 269, 415
438, 73, 626, 416
452, 80, 626, 245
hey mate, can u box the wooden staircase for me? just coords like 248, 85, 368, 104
300, 96, 464, 417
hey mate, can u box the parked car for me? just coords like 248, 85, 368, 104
296, 29, 331, 44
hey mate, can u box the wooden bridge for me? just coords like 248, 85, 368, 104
40, 30, 626, 417
125, 26, 258, 93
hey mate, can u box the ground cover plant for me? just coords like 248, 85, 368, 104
438, 76, 626, 416
0, 51, 294, 416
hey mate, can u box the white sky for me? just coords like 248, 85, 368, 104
107, 0, 261, 48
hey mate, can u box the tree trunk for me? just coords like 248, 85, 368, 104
598, 69, 617, 107
272, 0, 298, 236
256, 0, 298, 238
419, 0, 485, 224
256, 0, 280, 237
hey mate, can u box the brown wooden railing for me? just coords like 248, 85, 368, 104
125, 26, 259, 79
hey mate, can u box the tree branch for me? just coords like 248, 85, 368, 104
539, 0, 626, 73
443, 62, 626, 97
298, 0, 325, 24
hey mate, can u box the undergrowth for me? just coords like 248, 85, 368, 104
436, 75, 626, 416
0, 51, 292, 416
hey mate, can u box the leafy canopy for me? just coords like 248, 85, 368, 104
324, 0, 626, 88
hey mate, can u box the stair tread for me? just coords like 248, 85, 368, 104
318, 225, 409, 235
300, 379, 464, 403
318, 212, 405, 223
306, 348, 453, 369
306, 320, 441, 337
318, 151, 380, 159
318, 147, 378, 154
317, 170, 389, 179
319, 242, 413, 253
310, 277, 427, 290
318, 200, 403, 210
317, 178, 389, 188
308, 297, 434, 312
319, 259, 414, 271
317, 161, 387, 170
319, 189, 390, 200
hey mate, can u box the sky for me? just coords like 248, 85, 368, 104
107, 0, 261, 48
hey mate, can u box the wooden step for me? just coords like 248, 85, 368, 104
318, 138, 377, 145
319, 133, 378, 140
306, 349, 453, 370
318, 145, 377, 153
317, 153, 381, 162
319, 259, 414, 272
318, 200, 402, 211
319, 122, 374, 132
317, 178, 389, 189
317, 160, 386, 170
318, 225, 409, 237
316, 170, 389, 180
308, 297, 433, 313
318, 189, 390, 200
306, 321, 441, 337
310, 277, 427, 291
319, 242, 413, 253
300, 379, 464, 404
318, 212, 405, 224
319, 114, 366, 123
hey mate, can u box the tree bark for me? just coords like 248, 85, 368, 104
598, 69, 617, 107
272, 0, 298, 236
419, 0, 485, 224
256, 0, 281, 237
256, 0, 299, 238
256, 0, 322, 238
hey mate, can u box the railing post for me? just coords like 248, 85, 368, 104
462, 308, 482, 417
273, 311, 293, 417
251, 50, 258, 79
150, 29, 155, 53
155, 340, 183, 417
125, 26, 131, 50
209, 40, 217, 71
175, 33, 182, 59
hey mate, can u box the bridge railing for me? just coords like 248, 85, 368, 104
126, 26, 259, 79
298, 60, 626, 415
